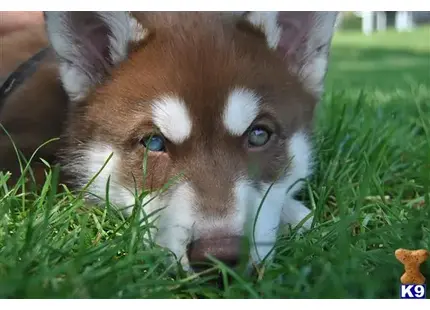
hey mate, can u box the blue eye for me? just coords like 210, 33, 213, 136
141, 135, 166, 152
248, 126, 271, 147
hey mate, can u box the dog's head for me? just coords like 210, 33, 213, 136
44, 11, 337, 271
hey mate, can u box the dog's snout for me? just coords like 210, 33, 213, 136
187, 236, 244, 271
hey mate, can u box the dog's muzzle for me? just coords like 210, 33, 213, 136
186, 236, 249, 272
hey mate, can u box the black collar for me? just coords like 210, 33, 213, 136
0, 47, 50, 111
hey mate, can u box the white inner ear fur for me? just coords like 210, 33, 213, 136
46, 12, 148, 102
128, 14, 149, 43
97, 12, 133, 64
223, 88, 261, 136
100, 12, 149, 64
294, 55, 328, 97
244, 11, 338, 97
59, 63, 91, 102
244, 11, 282, 49
151, 96, 193, 144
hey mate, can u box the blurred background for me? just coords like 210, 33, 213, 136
327, 11, 430, 95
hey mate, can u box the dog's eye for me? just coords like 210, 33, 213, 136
141, 135, 166, 152
247, 126, 271, 147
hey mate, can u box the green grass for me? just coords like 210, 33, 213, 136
326, 26, 430, 93
1, 27, 430, 299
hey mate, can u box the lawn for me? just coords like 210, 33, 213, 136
326, 26, 430, 93
0, 26, 429, 299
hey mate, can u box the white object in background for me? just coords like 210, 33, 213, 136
395, 11, 414, 32
362, 11, 374, 35
360, 11, 415, 35
376, 12, 387, 31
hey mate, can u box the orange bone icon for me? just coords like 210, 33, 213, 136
395, 248, 429, 285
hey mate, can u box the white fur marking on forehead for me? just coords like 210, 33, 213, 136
223, 88, 261, 136
152, 96, 192, 144
244, 11, 281, 49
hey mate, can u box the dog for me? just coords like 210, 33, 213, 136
0, 11, 338, 272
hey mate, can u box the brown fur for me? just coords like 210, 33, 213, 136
61, 12, 316, 216
0, 11, 338, 270
1, 12, 316, 209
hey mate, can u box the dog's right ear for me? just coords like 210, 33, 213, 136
44, 11, 148, 102
241, 12, 338, 98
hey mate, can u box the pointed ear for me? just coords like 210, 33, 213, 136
44, 11, 148, 101
243, 11, 338, 97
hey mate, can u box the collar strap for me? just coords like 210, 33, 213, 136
0, 47, 50, 112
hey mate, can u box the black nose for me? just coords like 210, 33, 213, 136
186, 236, 244, 272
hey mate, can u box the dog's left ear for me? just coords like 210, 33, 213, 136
44, 11, 148, 102
242, 11, 338, 97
